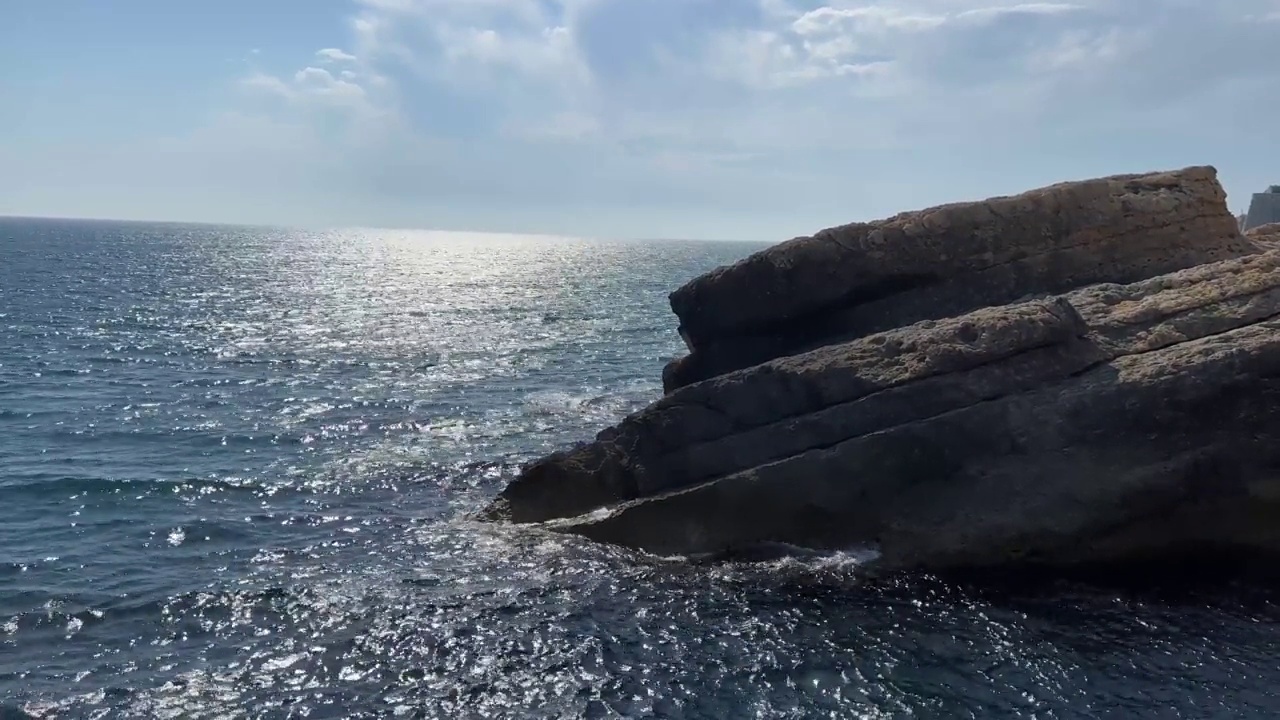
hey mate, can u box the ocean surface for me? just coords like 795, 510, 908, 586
2, 216, 1279, 719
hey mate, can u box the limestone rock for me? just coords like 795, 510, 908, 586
1247, 222, 1280, 243
482, 165, 1280, 573
663, 166, 1251, 391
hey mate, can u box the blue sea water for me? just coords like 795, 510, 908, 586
2, 216, 1279, 718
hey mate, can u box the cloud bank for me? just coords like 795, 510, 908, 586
5, 0, 1279, 239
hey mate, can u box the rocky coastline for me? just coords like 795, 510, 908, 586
482, 166, 1280, 574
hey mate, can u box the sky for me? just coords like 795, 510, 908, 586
2, 0, 1279, 241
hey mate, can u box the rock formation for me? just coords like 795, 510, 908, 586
1247, 222, 1280, 243
662, 166, 1248, 391
482, 166, 1280, 573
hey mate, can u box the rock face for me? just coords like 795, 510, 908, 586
663, 166, 1248, 391
482, 166, 1280, 573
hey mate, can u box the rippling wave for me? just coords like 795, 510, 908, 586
2, 217, 1279, 718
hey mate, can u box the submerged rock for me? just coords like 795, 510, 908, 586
482, 166, 1280, 573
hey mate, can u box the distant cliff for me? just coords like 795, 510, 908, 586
1244, 187, 1280, 231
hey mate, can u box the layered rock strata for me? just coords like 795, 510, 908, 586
663, 166, 1248, 391
483, 166, 1280, 572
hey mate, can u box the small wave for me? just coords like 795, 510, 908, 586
23, 367, 92, 377
0, 703, 38, 719
521, 388, 656, 423
0, 474, 266, 498
662, 542, 883, 572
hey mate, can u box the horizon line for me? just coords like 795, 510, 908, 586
0, 213, 752, 244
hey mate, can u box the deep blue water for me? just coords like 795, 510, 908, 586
2, 216, 1279, 718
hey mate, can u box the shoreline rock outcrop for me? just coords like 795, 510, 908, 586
482, 166, 1280, 573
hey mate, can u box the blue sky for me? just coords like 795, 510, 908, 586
2, 0, 1279, 241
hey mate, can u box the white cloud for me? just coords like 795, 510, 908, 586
240, 66, 374, 114
351, 0, 594, 85
239, 72, 292, 97
16, 0, 1274, 239
435, 24, 588, 83
239, 39, 397, 130
704, 27, 896, 90
200, 0, 1280, 236
316, 47, 359, 63
955, 3, 1080, 21
705, 1, 1099, 93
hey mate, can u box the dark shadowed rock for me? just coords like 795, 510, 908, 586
559, 252, 1280, 570
482, 166, 1280, 573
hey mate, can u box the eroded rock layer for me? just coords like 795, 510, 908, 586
663, 166, 1251, 391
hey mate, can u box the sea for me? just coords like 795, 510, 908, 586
2, 216, 1279, 719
